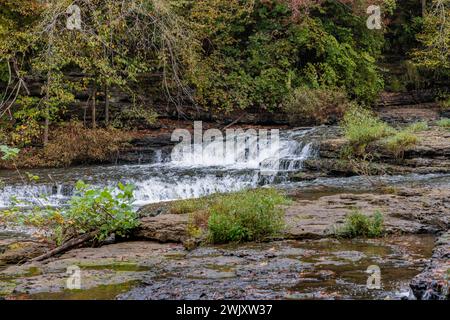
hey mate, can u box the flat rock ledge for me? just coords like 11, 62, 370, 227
0, 240, 49, 265
1, 188, 448, 265
133, 214, 189, 243
133, 187, 450, 243
303, 128, 450, 177
410, 230, 450, 300
284, 188, 449, 239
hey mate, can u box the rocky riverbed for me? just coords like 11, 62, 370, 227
0, 234, 438, 300
0, 109, 449, 300
0, 184, 449, 300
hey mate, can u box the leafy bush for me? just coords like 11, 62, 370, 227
170, 197, 214, 215
0, 145, 20, 160
341, 105, 395, 155
111, 105, 158, 130
337, 210, 384, 238
177, 189, 289, 244
42, 122, 131, 167
284, 87, 349, 125
207, 189, 288, 243
64, 181, 139, 242
1, 181, 139, 245
180, 0, 385, 112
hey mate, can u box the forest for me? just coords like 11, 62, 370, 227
0, 0, 449, 302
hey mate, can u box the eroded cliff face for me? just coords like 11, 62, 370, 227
299, 126, 450, 180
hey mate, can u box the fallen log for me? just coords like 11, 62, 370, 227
31, 231, 98, 262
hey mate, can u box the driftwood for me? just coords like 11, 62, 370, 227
31, 231, 98, 262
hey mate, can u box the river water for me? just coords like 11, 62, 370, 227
1, 128, 449, 209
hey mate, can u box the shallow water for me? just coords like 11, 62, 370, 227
1, 234, 432, 300
118, 235, 435, 300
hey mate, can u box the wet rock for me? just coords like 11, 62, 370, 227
410, 231, 450, 300
376, 104, 440, 124
308, 128, 450, 177
0, 236, 434, 300
132, 187, 449, 244
285, 188, 450, 239
376, 91, 437, 108
134, 214, 188, 243
0, 242, 50, 265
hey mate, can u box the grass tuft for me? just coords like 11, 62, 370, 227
175, 189, 289, 244
336, 209, 384, 238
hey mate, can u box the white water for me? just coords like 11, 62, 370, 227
0, 129, 317, 208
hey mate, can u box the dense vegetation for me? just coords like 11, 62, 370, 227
0, 0, 448, 162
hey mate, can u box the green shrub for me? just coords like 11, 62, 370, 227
1, 181, 139, 245
284, 87, 349, 125
384, 130, 420, 158
341, 105, 395, 155
178, 189, 288, 244
170, 197, 213, 215
207, 189, 288, 243
406, 121, 428, 132
388, 77, 406, 92
65, 181, 139, 242
437, 118, 450, 129
337, 210, 384, 238
0, 145, 20, 160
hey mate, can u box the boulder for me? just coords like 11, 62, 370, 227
134, 214, 189, 243
410, 231, 450, 300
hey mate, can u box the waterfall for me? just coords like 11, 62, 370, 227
0, 129, 317, 208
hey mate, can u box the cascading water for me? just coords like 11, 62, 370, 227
0, 129, 317, 208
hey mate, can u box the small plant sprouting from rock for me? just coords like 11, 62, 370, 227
341, 105, 423, 160
384, 131, 419, 159
437, 118, 450, 129
336, 210, 385, 238
405, 121, 429, 133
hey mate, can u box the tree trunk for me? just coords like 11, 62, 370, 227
421, 0, 427, 16
43, 107, 49, 146
104, 82, 110, 126
31, 231, 98, 262
43, 74, 51, 146
92, 86, 97, 129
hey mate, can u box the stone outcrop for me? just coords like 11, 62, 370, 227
302, 128, 450, 177
132, 187, 450, 243
410, 231, 450, 300
285, 188, 449, 239
0, 235, 435, 300
133, 214, 189, 243
0, 241, 50, 265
